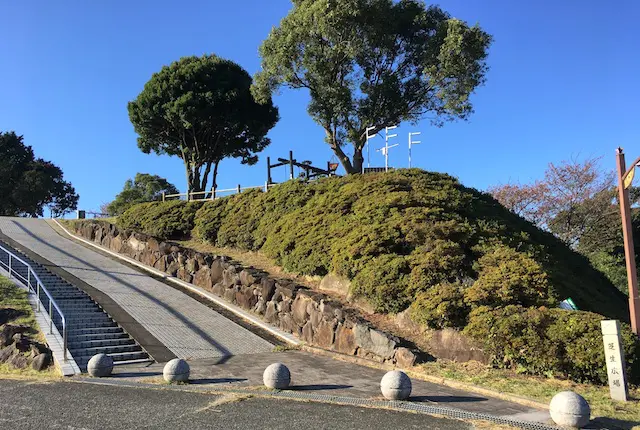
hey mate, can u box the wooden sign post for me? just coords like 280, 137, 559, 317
601, 320, 628, 401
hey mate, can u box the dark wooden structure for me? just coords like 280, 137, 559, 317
267, 151, 338, 185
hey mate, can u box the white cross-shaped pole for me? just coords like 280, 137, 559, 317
365, 126, 378, 172
383, 126, 398, 172
408, 132, 421, 168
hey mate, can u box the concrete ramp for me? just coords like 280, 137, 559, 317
0, 218, 273, 361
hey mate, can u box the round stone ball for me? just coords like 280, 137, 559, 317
163, 358, 190, 383
87, 353, 114, 377
549, 391, 591, 428
380, 370, 412, 400
263, 362, 291, 389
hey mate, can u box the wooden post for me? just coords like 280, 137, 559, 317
211, 187, 216, 201
267, 156, 272, 185
289, 151, 294, 180
237, 184, 241, 194
162, 192, 165, 202
616, 148, 640, 336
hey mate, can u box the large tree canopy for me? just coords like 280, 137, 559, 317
128, 54, 279, 194
252, 0, 491, 174
105, 173, 179, 216
0, 131, 79, 217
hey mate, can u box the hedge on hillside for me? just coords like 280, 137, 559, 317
116, 170, 636, 384
118, 200, 203, 239
119, 170, 628, 320
463, 305, 640, 384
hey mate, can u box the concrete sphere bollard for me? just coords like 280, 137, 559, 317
380, 370, 412, 400
163, 358, 190, 383
87, 353, 114, 377
263, 363, 291, 389
549, 391, 591, 428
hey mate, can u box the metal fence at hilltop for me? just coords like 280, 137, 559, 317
162, 182, 278, 202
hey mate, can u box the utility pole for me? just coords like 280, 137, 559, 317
408, 132, 421, 168
381, 126, 398, 172
616, 148, 640, 336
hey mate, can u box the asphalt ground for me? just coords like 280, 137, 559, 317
0, 378, 471, 429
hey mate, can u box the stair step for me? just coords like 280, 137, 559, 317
74, 351, 149, 364
68, 338, 136, 349
70, 332, 129, 341
0, 239, 152, 374
67, 326, 124, 335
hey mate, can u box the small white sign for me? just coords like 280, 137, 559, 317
601, 320, 628, 402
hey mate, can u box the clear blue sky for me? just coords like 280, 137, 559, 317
1, 1, 639, 214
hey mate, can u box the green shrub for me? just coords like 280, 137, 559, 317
118, 169, 637, 384
351, 254, 411, 313
464, 245, 558, 308
409, 282, 469, 329
122, 169, 628, 322
118, 200, 203, 239
193, 198, 230, 243
464, 305, 640, 384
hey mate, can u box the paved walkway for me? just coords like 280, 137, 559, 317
111, 350, 550, 422
0, 217, 273, 360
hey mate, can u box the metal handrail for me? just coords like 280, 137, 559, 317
0, 243, 67, 361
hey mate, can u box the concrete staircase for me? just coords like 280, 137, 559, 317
0, 239, 152, 372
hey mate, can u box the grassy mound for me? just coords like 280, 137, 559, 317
118, 169, 637, 383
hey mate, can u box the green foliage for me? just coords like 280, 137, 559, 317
126, 169, 628, 322
105, 173, 179, 216
117, 200, 203, 239
121, 169, 636, 384
464, 245, 558, 308
129, 54, 278, 193
464, 305, 640, 384
410, 282, 469, 329
0, 131, 78, 217
252, 0, 492, 174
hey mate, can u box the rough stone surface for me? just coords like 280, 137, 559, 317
87, 353, 114, 377
313, 320, 336, 348
31, 353, 51, 371
66, 219, 462, 367
428, 328, 488, 364
380, 370, 412, 400
334, 323, 357, 355
549, 391, 591, 428
354, 325, 397, 359
319, 273, 351, 296
163, 358, 190, 383
263, 362, 290, 389
394, 347, 417, 368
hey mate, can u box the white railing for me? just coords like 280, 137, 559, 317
0, 244, 67, 361
163, 182, 278, 201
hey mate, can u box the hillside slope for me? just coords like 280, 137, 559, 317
120, 169, 628, 321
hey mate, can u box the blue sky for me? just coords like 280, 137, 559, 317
1, 1, 639, 214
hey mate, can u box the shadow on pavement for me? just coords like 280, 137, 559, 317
290, 384, 354, 391
190, 378, 248, 385
112, 372, 163, 378
411, 395, 488, 403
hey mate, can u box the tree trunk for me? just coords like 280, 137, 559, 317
352, 146, 364, 174
211, 160, 220, 192
327, 129, 358, 174
200, 161, 213, 193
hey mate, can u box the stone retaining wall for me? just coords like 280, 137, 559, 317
67, 221, 421, 367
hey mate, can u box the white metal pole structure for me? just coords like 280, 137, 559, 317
408, 132, 421, 168
365, 126, 378, 172
382, 125, 398, 172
